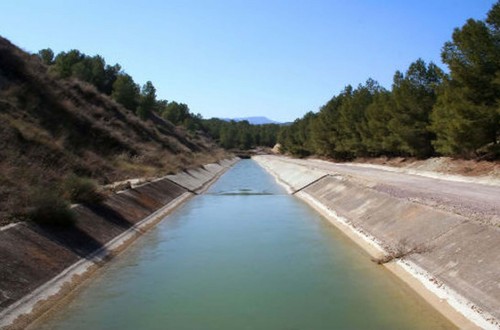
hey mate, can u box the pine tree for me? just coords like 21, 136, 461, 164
111, 74, 140, 111
388, 59, 442, 157
431, 3, 500, 157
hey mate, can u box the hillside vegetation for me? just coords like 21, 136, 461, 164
35, 46, 281, 151
279, 1, 500, 160
0, 36, 226, 225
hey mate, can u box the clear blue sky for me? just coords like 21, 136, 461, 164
0, 0, 496, 122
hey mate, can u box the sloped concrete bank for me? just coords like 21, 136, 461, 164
254, 155, 500, 329
0, 157, 239, 329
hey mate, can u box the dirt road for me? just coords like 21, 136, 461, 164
276, 157, 500, 227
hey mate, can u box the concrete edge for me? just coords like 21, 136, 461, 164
190, 157, 239, 194
253, 158, 293, 194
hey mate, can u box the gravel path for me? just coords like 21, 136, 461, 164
278, 157, 500, 227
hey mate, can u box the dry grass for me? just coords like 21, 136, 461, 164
372, 238, 431, 264
61, 174, 105, 204
0, 36, 230, 225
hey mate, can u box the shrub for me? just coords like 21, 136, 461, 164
29, 190, 74, 226
62, 174, 104, 204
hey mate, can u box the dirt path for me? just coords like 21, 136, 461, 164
278, 157, 500, 227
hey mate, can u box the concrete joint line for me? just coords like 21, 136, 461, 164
424, 220, 469, 250
165, 178, 199, 195
291, 174, 330, 195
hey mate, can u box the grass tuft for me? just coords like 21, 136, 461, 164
62, 174, 104, 204
28, 189, 74, 226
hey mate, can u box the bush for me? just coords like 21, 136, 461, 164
62, 174, 104, 204
29, 190, 74, 226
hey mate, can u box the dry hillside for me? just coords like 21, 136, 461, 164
0, 36, 226, 225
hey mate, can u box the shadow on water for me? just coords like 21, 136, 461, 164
207, 188, 283, 196
205, 159, 287, 196
212, 189, 275, 196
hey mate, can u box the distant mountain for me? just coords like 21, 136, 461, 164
221, 116, 280, 125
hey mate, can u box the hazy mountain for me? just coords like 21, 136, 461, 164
221, 116, 280, 125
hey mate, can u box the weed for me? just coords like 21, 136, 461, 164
62, 174, 104, 204
372, 238, 430, 264
28, 189, 74, 226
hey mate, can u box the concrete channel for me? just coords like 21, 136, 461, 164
2, 154, 498, 329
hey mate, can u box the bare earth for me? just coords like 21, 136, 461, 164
279, 157, 500, 227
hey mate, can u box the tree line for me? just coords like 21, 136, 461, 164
203, 119, 280, 149
36, 49, 280, 149
37, 48, 201, 124
279, 1, 500, 159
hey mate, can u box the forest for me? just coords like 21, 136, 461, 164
35, 1, 500, 159
279, 2, 500, 160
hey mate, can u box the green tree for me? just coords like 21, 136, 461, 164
278, 112, 316, 157
237, 121, 253, 149
71, 55, 106, 89
162, 101, 190, 125
45, 49, 120, 95
52, 49, 84, 78
364, 89, 397, 155
111, 74, 140, 111
137, 81, 157, 120
101, 63, 121, 95
310, 94, 344, 157
335, 81, 379, 158
219, 123, 238, 149
37, 48, 54, 66
388, 59, 443, 157
431, 3, 500, 157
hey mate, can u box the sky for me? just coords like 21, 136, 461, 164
0, 0, 496, 122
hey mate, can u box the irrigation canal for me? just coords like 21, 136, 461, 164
35, 160, 453, 329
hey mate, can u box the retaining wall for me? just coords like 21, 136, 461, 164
254, 155, 500, 329
0, 157, 238, 328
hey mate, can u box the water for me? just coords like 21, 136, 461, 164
36, 160, 454, 329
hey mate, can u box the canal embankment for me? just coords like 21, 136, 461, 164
30, 159, 455, 330
0, 157, 239, 329
254, 155, 500, 329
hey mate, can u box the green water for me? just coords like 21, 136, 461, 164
37, 160, 454, 329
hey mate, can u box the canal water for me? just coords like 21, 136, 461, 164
36, 160, 453, 329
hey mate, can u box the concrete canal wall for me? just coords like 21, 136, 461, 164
254, 155, 500, 329
0, 158, 238, 329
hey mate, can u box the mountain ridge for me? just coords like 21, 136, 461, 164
220, 116, 280, 125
